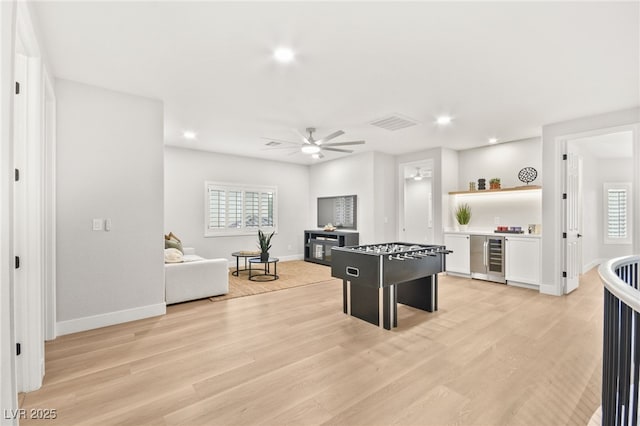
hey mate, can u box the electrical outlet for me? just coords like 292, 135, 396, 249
494, 216, 500, 225
92, 219, 103, 231
287, 244, 292, 251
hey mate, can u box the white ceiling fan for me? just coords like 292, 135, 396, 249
263, 127, 365, 159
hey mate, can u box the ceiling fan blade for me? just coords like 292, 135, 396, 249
321, 141, 365, 147
260, 137, 303, 146
316, 130, 345, 145
261, 145, 303, 151
292, 128, 312, 144
323, 147, 353, 153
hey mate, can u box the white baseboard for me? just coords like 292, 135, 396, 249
582, 258, 605, 274
278, 254, 304, 262
507, 280, 539, 290
56, 302, 166, 336
445, 271, 471, 278
539, 282, 562, 296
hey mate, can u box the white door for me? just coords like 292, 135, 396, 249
13, 52, 27, 390
563, 150, 582, 293
403, 178, 433, 243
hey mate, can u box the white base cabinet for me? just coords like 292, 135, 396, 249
505, 237, 541, 287
444, 233, 470, 275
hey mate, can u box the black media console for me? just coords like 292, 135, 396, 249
304, 230, 359, 266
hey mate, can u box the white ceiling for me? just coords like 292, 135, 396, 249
31, 1, 639, 165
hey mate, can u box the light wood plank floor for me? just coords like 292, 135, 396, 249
21, 268, 604, 425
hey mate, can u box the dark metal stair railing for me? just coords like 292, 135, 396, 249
599, 255, 640, 426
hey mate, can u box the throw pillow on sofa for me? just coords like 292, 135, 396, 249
164, 248, 183, 263
164, 232, 183, 253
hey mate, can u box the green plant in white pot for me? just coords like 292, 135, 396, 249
455, 203, 471, 231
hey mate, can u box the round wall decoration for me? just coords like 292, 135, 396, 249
518, 167, 538, 185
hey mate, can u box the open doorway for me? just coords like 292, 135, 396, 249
400, 160, 434, 243
562, 128, 634, 293
570, 131, 634, 268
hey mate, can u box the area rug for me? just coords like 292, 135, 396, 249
209, 260, 336, 302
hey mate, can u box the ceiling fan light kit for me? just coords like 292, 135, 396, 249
264, 127, 366, 159
301, 145, 321, 154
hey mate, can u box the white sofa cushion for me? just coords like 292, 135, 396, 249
165, 249, 229, 304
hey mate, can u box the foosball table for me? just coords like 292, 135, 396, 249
331, 243, 451, 330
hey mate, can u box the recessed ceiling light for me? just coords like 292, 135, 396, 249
301, 145, 320, 154
183, 131, 196, 139
273, 47, 295, 63
436, 116, 452, 125
488, 138, 498, 144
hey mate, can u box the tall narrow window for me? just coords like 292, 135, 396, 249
260, 191, 274, 227
227, 191, 243, 229
207, 188, 226, 229
205, 182, 277, 236
244, 191, 259, 228
604, 182, 632, 244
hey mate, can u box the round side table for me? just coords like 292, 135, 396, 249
231, 252, 261, 276
248, 258, 279, 281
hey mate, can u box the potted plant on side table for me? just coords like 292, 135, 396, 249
455, 203, 471, 231
258, 230, 275, 261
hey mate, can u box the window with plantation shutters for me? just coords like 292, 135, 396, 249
227, 190, 243, 229
245, 191, 259, 228
604, 182, 632, 245
207, 189, 226, 229
204, 182, 277, 236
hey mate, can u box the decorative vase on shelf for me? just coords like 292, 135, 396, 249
458, 224, 469, 232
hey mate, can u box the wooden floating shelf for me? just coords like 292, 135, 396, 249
449, 185, 542, 195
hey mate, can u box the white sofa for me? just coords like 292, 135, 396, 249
165, 248, 229, 304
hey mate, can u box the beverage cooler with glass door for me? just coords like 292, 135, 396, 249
470, 235, 505, 283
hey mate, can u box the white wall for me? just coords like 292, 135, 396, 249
165, 146, 309, 260
447, 138, 542, 231
1, 0, 18, 421
309, 152, 375, 244
458, 138, 542, 189
441, 148, 459, 231
450, 190, 542, 232
541, 108, 640, 296
56, 80, 165, 334
373, 152, 397, 242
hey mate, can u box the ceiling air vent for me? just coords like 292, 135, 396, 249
370, 114, 419, 131
265, 141, 281, 147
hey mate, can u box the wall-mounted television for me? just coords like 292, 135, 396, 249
317, 195, 357, 230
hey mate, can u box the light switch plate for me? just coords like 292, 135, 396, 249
92, 219, 103, 231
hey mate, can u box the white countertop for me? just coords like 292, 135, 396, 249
444, 230, 541, 238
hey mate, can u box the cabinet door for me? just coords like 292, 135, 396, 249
444, 234, 470, 275
505, 238, 541, 285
